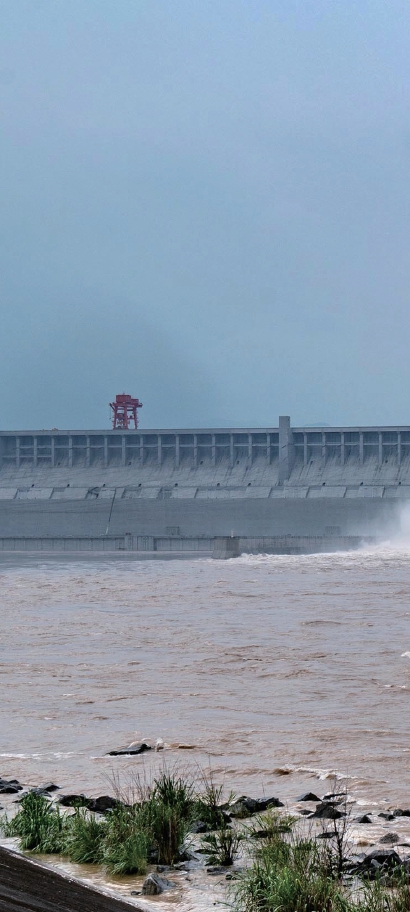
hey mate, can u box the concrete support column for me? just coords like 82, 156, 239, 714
398, 432, 402, 466
341, 433, 345, 466
211, 434, 216, 467
33, 437, 38, 468
103, 436, 108, 468
303, 433, 308, 466
121, 436, 126, 467
140, 436, 144, 466
51, 437, 55, 467
230, 434, 234, 467
175, 435, 180, 467
16, 437, 20, 468
193, 434, 198, 468
278, 416, 294, 484
322, 432, 326, 466
68, 436, 73, 468
248, 433, 253, 465
378, 432, 383, 466
359, 432, 364, 465
157, 436, 162, 466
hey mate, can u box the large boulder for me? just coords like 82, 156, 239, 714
88, 795, 120, 813
142, 873, 175, 895
311, 802, 345, 820
228, 796, 284, 819
350, 848, 403, 878
0, 779, 23, 794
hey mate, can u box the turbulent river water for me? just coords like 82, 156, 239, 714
2, 547, 410, 908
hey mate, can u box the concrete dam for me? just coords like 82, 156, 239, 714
0, 416, 408, 555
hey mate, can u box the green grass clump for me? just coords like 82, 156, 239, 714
234, 834, 349, 912
193, 775, 230, 830
62, 809, 107, 864
201, 825, 241, 867
5, 792, 65, 853
355, 873, 410, 912
102, 805, 148, 875
139, 771, 194, 866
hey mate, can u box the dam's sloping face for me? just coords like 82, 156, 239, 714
0, 418, 408, 541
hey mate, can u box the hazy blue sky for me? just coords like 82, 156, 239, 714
1, 0, 410, 429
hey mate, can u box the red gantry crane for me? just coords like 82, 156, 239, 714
110, 393, 143, 430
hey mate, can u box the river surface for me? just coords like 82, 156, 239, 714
1, 547, 410, 805
2, 547, 410, 907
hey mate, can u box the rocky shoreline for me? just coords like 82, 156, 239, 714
2, 770, 410, 908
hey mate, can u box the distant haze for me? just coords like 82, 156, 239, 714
1, 1, 410, 430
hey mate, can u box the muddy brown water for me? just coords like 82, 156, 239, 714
2, 547, 410, 909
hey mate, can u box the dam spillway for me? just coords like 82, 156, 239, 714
0, 416, 408, 553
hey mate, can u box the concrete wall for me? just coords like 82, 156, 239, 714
0, 417, 408, 542
0, 494, 401, 539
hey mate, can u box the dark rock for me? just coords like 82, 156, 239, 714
251, 829, 274, 839
29, 787, 54, 797
317, 831, 335, 839
40, 782, 59, 793
206, 866, 226, 875
142, 873, 175, 895
88, 796, 119, 814
58, 794, 91, 808
361, 849, 401, 869
0, 778, 22, 788
176, 848, 197, 863
392, 809, 404, 817
107, 741, 151, 756
189, 820, 210, 834
379, 833, 400, 845
322, 792, 346, 801
400, 809, 410, 817
298, 809, 313, 816
297, 792, 320, 802
156, 865, 170, 873
378, 812, 395, 820
228, 796, 284, 818
356, 815, 372, 824
130, 891, 141, 896
311, 802, 345, 820
0, 786, 21, 794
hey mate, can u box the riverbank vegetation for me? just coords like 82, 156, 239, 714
232, 808, 410, 912
2, 771, 410, 911
2, 770, 197, 874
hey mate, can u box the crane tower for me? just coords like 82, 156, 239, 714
110, 393, 143, 430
